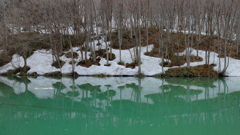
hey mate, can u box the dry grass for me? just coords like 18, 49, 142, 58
110, 28, 239, 76
77, 59, 101, 68
1, 28, 238, 77
161, 64, 218, 77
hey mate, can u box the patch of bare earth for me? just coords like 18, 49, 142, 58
162, 64, 218, 77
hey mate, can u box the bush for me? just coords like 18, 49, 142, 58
7, 67, 23, 76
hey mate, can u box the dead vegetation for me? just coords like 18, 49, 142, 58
160, 64, 218, 77
110, 28, 239, 76
0, 28, 238, 77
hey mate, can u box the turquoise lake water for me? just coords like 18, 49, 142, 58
0, 77, 239, 135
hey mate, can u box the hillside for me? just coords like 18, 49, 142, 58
1, 0, 240, 77
0, 29, 239, 77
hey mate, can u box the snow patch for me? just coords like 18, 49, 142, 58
0, 41, 240, 76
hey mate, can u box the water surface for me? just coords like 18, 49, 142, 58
0, 77, 240, 135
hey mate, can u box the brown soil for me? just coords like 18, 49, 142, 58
110, 28, 239, 76
65, 52, 79, 59
78, 59, 101, 68
111, 28, 240, 60
52, 60, 66, 68
162, 64, 218, 77
1, 28, 238, 77
95, 49, 106, 57
103, 53, 116, 61
126, 62, 139, 69
69, 60, 77, 65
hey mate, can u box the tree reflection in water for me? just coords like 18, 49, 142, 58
0, 77, 240, 135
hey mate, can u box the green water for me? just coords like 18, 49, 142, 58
0, 77, 240, 135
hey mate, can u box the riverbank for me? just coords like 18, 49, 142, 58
0, 45, 238, 77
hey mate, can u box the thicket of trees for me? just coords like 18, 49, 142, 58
0, 0, 239, 75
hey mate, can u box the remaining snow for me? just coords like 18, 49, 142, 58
176, 48, 240, 76
0, 54, 24, 73
0, 38, 240, 76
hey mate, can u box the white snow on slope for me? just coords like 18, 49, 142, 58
0, 39, 240, 76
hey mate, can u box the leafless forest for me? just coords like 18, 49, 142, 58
0, 0, 239, 75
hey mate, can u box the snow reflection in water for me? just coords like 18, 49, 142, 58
0, 77, 240, 135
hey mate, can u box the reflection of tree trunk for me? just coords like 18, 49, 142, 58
186, 82, 190, 102
21, 77, 31, 103
205, 87, 209, 100
137, 78, 141, 103
71, 79, 75, 108
219, 78, 228, 107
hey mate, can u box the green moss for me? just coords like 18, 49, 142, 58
161, 65, 218, 77
27, 72, 38, 77
6, 67, 30, 76
92, 74, 112, 77
62, 72, 79, 77
117, 61, 125, 65
44, 71, 62, 77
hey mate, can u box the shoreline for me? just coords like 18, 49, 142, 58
0, 47, 238, 77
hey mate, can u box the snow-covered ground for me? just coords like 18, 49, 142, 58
0, 39, 239, 76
